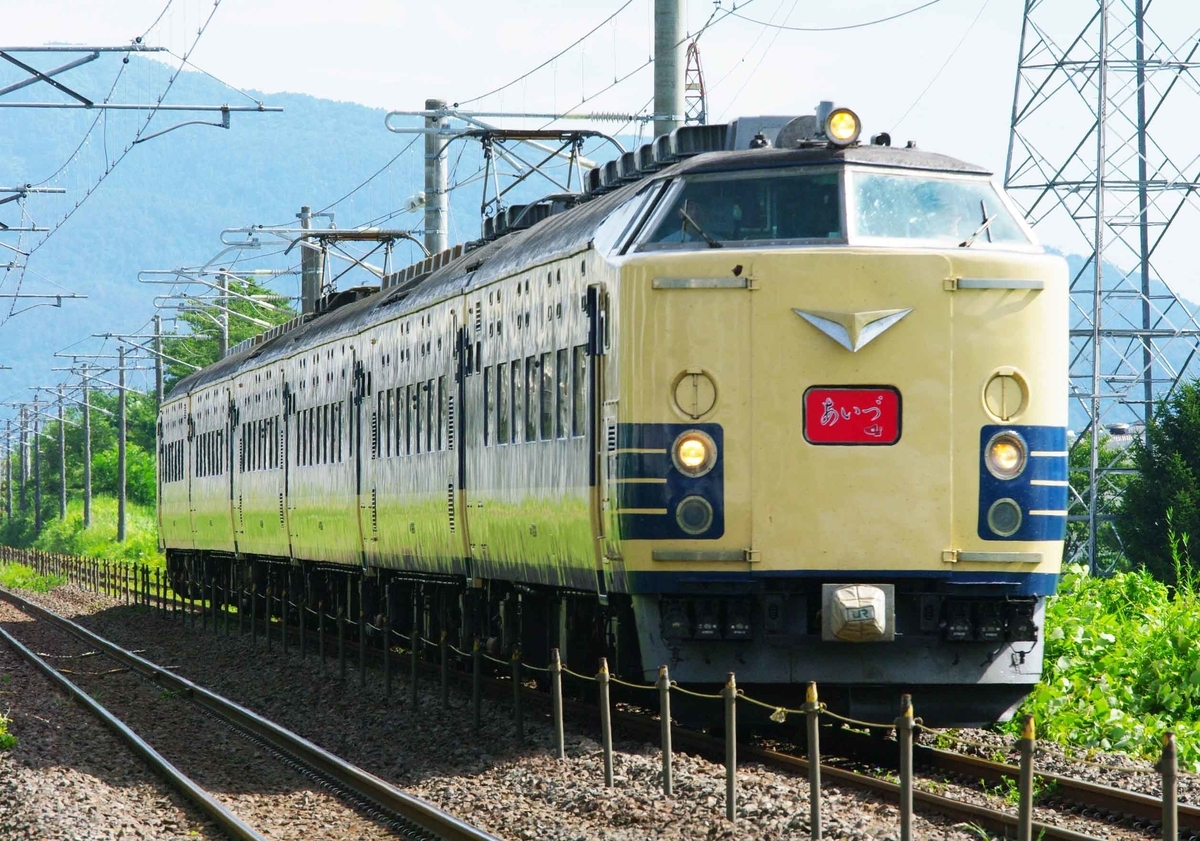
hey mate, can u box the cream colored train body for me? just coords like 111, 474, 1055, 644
160, 118, 1067, 724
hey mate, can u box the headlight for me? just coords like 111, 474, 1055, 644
985, 430, 1027, 480
987, 498, 1023, 537
825, 107, 861, 146
676, 496, 715, 535
672, 429, 717, 477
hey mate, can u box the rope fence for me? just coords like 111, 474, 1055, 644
0, 544, 1189, 838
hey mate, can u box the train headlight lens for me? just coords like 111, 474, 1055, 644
825, 108, 861, 146
676, 496, 715, 535
985, 431, 1027, 480
672, 430, 717, 477
987, 498, 1023, 537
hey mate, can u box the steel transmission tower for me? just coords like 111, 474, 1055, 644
1005, 0, 1200, 570
684, 41, 708, 125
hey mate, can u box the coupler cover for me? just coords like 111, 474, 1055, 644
821, 583, 895, 642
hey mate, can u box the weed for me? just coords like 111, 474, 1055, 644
0, 710, 16, 751
953, 822, 994, 841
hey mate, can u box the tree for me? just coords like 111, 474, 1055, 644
161, 275, 296, 390
1117, 381, 1200, 584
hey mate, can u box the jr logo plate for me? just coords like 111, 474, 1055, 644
803, 386, 901, 445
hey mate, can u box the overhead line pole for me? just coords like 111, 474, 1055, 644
57, 386, 66, 520
117, 346, 126, 543
82, 363, 91, 528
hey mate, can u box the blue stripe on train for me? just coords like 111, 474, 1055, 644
978, 425, 1069, 542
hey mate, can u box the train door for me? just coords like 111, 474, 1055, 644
280, 376, 294, 559
185, 400, 197, 543
588, 284, 615, 599
351, 349, 370, 564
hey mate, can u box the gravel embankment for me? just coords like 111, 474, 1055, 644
9, 581, 1187, 840
0, 601, 223, 841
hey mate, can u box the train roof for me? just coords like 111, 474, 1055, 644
168, 117, 993, 400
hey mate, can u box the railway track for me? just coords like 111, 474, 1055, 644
5, 572, 1186, 841
0, 587, 498, 841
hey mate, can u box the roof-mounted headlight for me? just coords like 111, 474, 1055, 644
825, 107, 861, 147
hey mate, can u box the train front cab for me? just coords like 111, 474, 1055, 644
606, 152, 1069, 725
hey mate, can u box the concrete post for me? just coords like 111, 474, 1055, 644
117, 347, 127, 543
58, 387, 66, 520
299, 207, 324, 315
33, 408, 41, 533
424, 99, 449, 256
81, 364, 92, 528
18, 406, 26, 512
4, 421, 11, 521
218, 273, 229, 359
154, 314, 164, 404
653, 0, 685, 138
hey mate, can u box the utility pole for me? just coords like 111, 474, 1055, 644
4, 420, 10, 522
117, 347, 126, 542
57, 387, 66, 520
18, 406, 26, 513
154, 314, 164, 404
33, 406, 41, 533
653, 0, 685, 137
424, 100, 449, 255
217, 272, 229, 359
82, 363, 92, 528
298, 206, 325, 315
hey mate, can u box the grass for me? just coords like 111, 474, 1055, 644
32, 495, 164, 568
0, 562, 65, 592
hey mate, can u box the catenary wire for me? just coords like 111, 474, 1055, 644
316, 135, 421, 215
459, 0, 636, 105
729, 0, 944, 32
718, 0, 800, 119
891, 0, 992, 131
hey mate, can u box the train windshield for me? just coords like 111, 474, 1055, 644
639, 169, 843, 249
849, 171, 1031, 246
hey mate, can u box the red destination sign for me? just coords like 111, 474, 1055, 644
803, 387, 901, 445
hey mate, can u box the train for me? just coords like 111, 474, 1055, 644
158, 104, 1068, 726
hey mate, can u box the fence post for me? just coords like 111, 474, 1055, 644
299, 588, 306, 656
358, 577, 366, 687
383, 618, 391, 698
282, 587, 290, 655
210, 579, 218, 629
897, 694, 914, 841
598, 657, 614, 788
440, 631, 449, 711
805, 682, 822, 840
472, 638, 482, 732
262, 583, 272, 647
512, 648, 524, 744
337, 608, 346, 679
1162, 731, 1178, 841
551, 648, 566, 761
318, 603, 326, 673
1017, 715, 1035, 841
658, 664, 672, 795
409, 620, 420, 712
724, 672, 737, 822
251, 583, 259, 643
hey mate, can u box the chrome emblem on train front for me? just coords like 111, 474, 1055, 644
792, 307, 913, 352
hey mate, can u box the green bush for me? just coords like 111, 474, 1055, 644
32, 495, 163, 567
1119, 381, 1200, 583
0, 562, 65, 592
1005, 563, 1200, 769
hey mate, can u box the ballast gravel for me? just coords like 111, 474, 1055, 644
5, 581, 1187, 840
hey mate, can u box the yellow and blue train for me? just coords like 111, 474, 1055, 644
159, 107, 1067, 724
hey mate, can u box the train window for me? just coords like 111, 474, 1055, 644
497, 362, 509, 444
401, 385, 410, 455
541, 351, 553, 440
394, 389, 403, 456
299, 411, 306, 466
375, 392, 383, 458
641, 169, 843, 248
437, 377, 445, 450
572, 345, 586, 437
415, 383, 424, 454
316, 407, 324, 465
851, 172, 1030, 246
525, 355, 538, 443
427, 379, 436, 453
557, 349, 569, 438
324, 404, 332, 464
484, 367, 492, 446
511, 359, 524, 444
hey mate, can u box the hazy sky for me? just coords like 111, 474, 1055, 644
5, 0, 1200, 299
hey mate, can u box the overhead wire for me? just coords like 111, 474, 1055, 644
459, 0, 636, 106
891, 0, 993, 131
317, 135, 420, 215
718, 0, 800, 118
729, 0, 945, 31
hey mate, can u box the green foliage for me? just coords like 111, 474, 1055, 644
1119, 381, 1200, 583
0, 562, 64, 592
0, 711, 15, 751
91, 444, 156, 507
1066, 435, 1132, 569
32, 496, 163, 567
1005, 563, 1200, 769
161, 275, 296, 389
